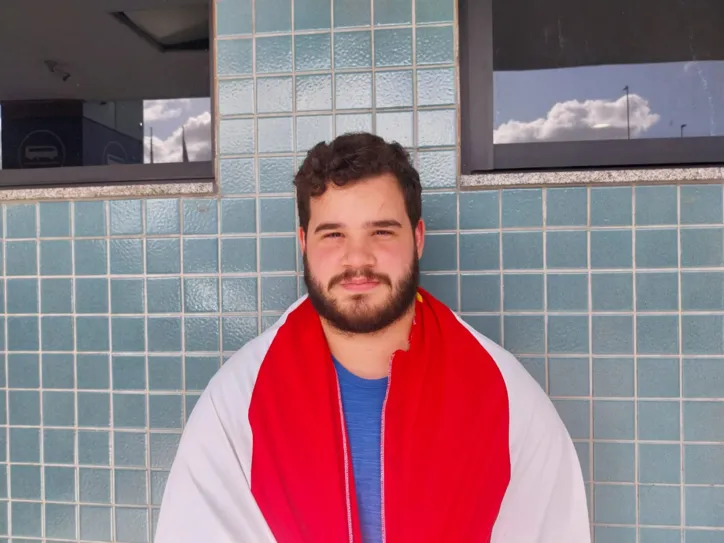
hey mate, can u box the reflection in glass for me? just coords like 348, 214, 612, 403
0, 0, 211, 171
492, 0, 724, 144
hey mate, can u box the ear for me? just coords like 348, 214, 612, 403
298, 226, 307, 254
414, 219, 425, 259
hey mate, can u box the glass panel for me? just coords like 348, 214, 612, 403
492, 0, 724, 145
0, 0, 212, 175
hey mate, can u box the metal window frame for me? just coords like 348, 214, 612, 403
459, 0, 724, 175
0, 1, 216, 190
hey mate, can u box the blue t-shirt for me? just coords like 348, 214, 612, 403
333, 358, 388, 543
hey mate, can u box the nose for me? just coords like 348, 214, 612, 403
341, 235, 376, 269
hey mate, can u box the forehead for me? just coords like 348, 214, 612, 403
309, 173, 406, 223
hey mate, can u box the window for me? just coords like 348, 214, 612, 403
460, 0, 724, 174
0, 0, 213, 188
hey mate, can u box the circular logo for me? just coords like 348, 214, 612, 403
102, 141, 128, 165
18, 130, 66, 169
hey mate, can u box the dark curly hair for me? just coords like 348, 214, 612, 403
294, 132, 422, 233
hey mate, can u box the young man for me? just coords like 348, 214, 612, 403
155, 133, 591, 542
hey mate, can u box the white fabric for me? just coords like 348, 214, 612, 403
456, 317, 592, 543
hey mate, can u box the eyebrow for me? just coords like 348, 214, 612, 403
313, 219, 403, 234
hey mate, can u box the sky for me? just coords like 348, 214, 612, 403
493, 60, 724, 143
0, 98, 211, 168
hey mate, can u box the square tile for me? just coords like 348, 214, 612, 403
261, 276, 298, 311
74, 240, 107, 275
185, 356, 220, 391
75, 278, 109, 314
501, 189, 542, 227
682, 315, 724, 355
635, 185, 677, 225
684, 400, 724, 441
637, 315, 679, 355
112, 356, 146, 390
637, 357, 679, 398
590, 230, 632, 268
45, 466, 76, 501
681, 228, 724, 267
684, 358, 724, 398
183, 199, 218, 235
255, 0, 290, 32
6, 204, 36, 238
260, 237, 297, 272
76, 354, 110, 390
217, 38, 253, 76
333, 0, 370, 27
256, 35, 293, 73
502, 232, 543, 270
295, 0, 331, 29
145, 200, 180, 236
421, 192, 457, 230
185, 317, 222, 353
592, 315, 633, 355
220, 158, 256, 195
75, 316, 110, 352
41, 278, 72, 313
80, 468, 111, 503
43, 353, 75, 389
460, 315, 500, 343
295, 34, 331, 71
296, 75, 333, 111
39, 202, 71, 237
636, 229, 678, 268
183, 238, 219, 274
7, 278, 38, 314
259, 197, 295, 232
149, 395, 183, 429
593, 400, 635, 439
336, 113, 373, 135
547, 273, 588, 311
113, 394, 147, 428
6, 241, 37, 276
592, 357, 634, 397
7, 317, 39, 351
460, 274, 499, 312
418, 108, 456, 147
42, 428, 72, 464
109, 200, 143, 235
459, 191, 499, 229
502, 315, 545, 354
639, 443, 680, 484
416, 26, 454, 65
639, 400, 680, 441
111, 317, 145, 353
43, 391, 75, 427
334, 31, 372, 68
594, 442, 635, 482
258, 117, 294, 153
415, 0, 454, 23
40, 239, 72, 275
78, 430, 110, 466
417, 150, 456, 189
148, 356, 183, 391
419, 274, 458, 310
219, 118, 255, 155
80, 505, 111, 541
219, 77, 255, 116
375, 70, 413, 109
110, 239, 143, 275
459, 233, 499, 270
590, 187, 632, 226
221, 238, 257, 273
77, 392, 111, 428
420, 233, 456, 272
114, 431, 147, 467
682, 271, 724, 310
111, 278, 145, 314
41, 316, 74, 351
259, 157, 294, 193
546, 231, 587, 269
374, 0, 411, 24
115, 469, 147, 505
256, 76, 292, 114
681, 184, 723, 224
639, 485, 680, 526
636, 272, 678, 311
685, 487, 724, 528
552, 399, 590, 439
591, 273, 633, 311
375, 111, 413, 147
502, 274, 543, 311
417, 67, 455, 106
146, 277, 182, 314
74, 201, 106, 237
146, 238, 181, 274
216, 0, 252, 35
374, 28, 412, 67
685, 444, 724, 484
548, 357, 589, 397
546, 187, 587, 226
184, 277, 219, 313
11, 502, 41, 537
115, 508, 148, 543
222, 277, 259, 313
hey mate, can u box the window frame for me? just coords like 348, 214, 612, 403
0, 1, 216, 190
459, 0, 724, 175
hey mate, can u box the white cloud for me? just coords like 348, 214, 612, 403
494, 93, 660, 143
144, 99, 193, 122
144, 111, 212, 163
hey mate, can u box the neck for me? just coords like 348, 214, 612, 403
322, 303, 415, 380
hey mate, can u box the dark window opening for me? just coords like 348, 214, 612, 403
460, 0, 724, 174
0, 0, 214, 188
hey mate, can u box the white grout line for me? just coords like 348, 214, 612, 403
631, 188, 639, 532
678, 184, 685, 537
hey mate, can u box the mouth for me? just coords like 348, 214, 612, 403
339, 279, 380, 292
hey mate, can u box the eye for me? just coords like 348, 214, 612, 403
374, 230, 393, 236
323, 232, 342, 239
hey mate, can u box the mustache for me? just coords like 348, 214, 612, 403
328, 268, 392, 289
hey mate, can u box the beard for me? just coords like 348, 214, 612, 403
303, 251, 420, 334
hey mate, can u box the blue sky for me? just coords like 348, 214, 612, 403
494, 60, 724, 141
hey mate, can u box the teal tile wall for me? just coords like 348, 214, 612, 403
0, 0, 721, 541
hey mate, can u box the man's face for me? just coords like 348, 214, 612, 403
300, 173, 425, 334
